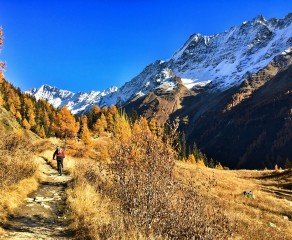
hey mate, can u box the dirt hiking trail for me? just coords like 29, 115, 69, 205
0, 156, 74, 240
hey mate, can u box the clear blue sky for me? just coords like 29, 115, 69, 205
0, 0, 291, 92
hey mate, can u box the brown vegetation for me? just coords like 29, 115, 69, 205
0, 126, 39, 224
0, 126, 37, 188
0, 105, 53, 226
67, 115, 233, 239
176, 162, 292, 240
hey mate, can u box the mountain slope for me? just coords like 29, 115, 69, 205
172, 51, 292, 169
28, 14, 292, 114
124, 41, 292, 169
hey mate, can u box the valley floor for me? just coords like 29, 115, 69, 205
0, 142, 291, 239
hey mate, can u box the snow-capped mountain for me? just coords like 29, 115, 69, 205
170, 15, 292, 89
27, 14, 292, 114
26, 84, 118, 114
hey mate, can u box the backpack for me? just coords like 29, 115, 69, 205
56, 148, 65, 158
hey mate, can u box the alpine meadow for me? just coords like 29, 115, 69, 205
0, 1, 291, 240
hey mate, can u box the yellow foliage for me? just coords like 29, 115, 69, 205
23, 97, 36, 127
113, 113, 131, 142
92, 105, 101, 115
9, 103, 16, 115
215, 162, 223, 170
79, 116, 92, 145
54, 107, 79, 138
149, 117, 163, 136
35, 125, 46, 138
0, 94, 4, 106
22, 118, 31, 130
132, 117, 151, 136
93, 113, 107, 135
15, 111, 22, 121
196, 159, 206, 167
106, 112, 115, 132
187, 154, 196, 164
108, 105, 118, 115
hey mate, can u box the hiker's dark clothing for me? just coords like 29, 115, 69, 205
53, 149, 65, 168
53, 149, 65, 160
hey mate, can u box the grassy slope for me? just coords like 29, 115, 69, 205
176, 162, 292, 239
0, 107, 39, 141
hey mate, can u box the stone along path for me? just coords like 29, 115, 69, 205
0, 157, 74, 239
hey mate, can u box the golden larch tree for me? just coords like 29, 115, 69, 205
54, 107, 79, 138
22, 118, 31, 130
113, 112, 131, 143
23, 97, 36, 128
93, 113, 107, 136
79, 115, 92, 145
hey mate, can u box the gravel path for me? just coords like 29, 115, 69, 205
0, 157, 74, 239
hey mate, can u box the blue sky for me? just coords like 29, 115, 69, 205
0, 0, 291, 92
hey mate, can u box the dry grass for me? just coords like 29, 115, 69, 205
0, 175, 39, 222
67, 158, 162, 240
175, 162, 292, 240
0, 126, 37, 188
0, 126, 50, 228
41, 118, 291, 239
67, 144, 292, 239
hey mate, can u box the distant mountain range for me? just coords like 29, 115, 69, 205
27, 14, 292, 169
27, 85, 118, 114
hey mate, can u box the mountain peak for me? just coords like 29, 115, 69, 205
252, 14, 267, 23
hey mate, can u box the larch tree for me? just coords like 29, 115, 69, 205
92, 105, 101, 115
0, 94, 4, 106
79, 115, 92, 145
106, 112, 115, 132
113, 112, 131, 143
23, 97, 36, 129
108, 105, 118, 115
86, 105, 101, 128
187, 154, 196, 164
149, 117, 163, 137
35, 125, 46, 138
54, 107, 79, 138
93, 113, 107, 136
22, 118, 31, 130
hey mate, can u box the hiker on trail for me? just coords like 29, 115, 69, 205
53, 146, 65, 176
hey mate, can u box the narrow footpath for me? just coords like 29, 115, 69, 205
0, 157, 74, 240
